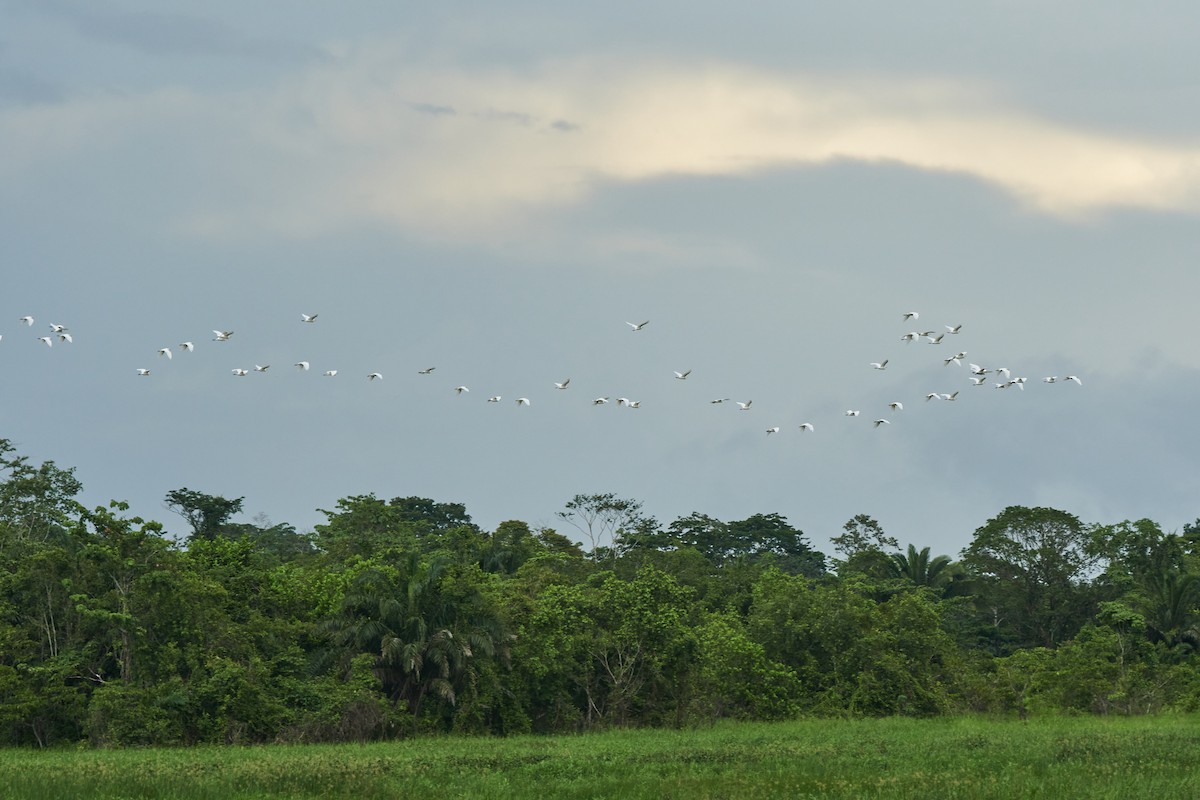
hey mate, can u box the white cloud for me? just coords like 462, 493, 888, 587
6, 51, 1200, 242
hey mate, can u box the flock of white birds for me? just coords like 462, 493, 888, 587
6, 311, 1083, 439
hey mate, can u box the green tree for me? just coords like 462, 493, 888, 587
886, 544, 968, 597
725, 513, 825, 577
687, 612, 799, 720
0, 438, 82, 546
163, 488, 244, 542
482, 520, 539, 575
557, 493, 650, 560
322, 555, 508, 724
831, 514, 898, 559
962, 506, 1100, 652
1140, 571, 1200, 654
313, 495, 477, 562
747, 569, 956, 715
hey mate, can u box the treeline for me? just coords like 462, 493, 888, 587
0, 439, 1198, 747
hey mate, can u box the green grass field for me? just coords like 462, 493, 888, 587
1, 715, 1197, 799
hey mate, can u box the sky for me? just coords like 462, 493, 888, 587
3, 0, 1199, 557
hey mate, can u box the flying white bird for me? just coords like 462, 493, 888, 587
516, 397, 530, 406
971, 376, 988, 386
255, 365, 270, 373
368, 372, 382, 381
616, 398, 631, 406
941, 391, 959, 401
295, 361, 310, 370
158, 347, 172, 359
555, 379, 571, 389
946, 324, 963, 334
418, 367, 435, 375
324, 370, 337, 377
37, 336, 51, 347
888, 401, 904, 411
180, 341, 194, 352
455, 385, 469, 394
870, 360, 888, 370
301, 313, 318, 323
969, 364, 989, 375
593, 397, 610, 405
136, 368, 150, 376
1066, 375, 1082, 385
926, 333, 945, 345
996, 367, 1011, 380
944, 355, 962, 367
57, 333, 72, 343
232, 369, 248, 376
901, 332, 918, 342
627, 320, 650, 331
19, 316, 33, 326
710, 398, 730, 404
674, 370, 692, 380
845, 410, 860, 417
799, 422, 814, 432
213, 330, 233, 341
873, 419, 890, 427
488, 395, 501, 402
903, 311, 919, 321
627, 401, 641, 409
767, 427, 780, 435
49, 324, 68, 333
925, 392, 940, 401
736, 401, 753, 410
1043, 376, 1057, 384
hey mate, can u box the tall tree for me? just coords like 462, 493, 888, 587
0, 439, 82, 546
830, 514, 898, 577
726, 513, 825, 577
962, 506, 1100, 651
556, 493, 649, 559
163, 488, 244, 542
831, 514, 899, 559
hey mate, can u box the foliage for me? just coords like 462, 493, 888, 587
1, 438, 1199, 748
164, 487, 245, 542
962, 505, 1101, 652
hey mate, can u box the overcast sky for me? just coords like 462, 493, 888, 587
3, 0, 1199, 557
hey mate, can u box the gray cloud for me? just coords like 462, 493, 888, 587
0, 60, 63, 106
2, 2, 1198, 563
20, 0, 325, 63
409, 102, 456, 116
475, 108, 535, 126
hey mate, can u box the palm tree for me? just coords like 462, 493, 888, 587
1140, 571, 1200, 654
887, 545, 960, 594
323, 554, 508, 719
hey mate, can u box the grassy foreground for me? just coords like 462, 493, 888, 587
1, 715, 1198, 799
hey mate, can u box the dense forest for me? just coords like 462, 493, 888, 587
0, 438, 1197, 748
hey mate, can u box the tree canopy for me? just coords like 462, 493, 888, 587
0, 439, 1197, 747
